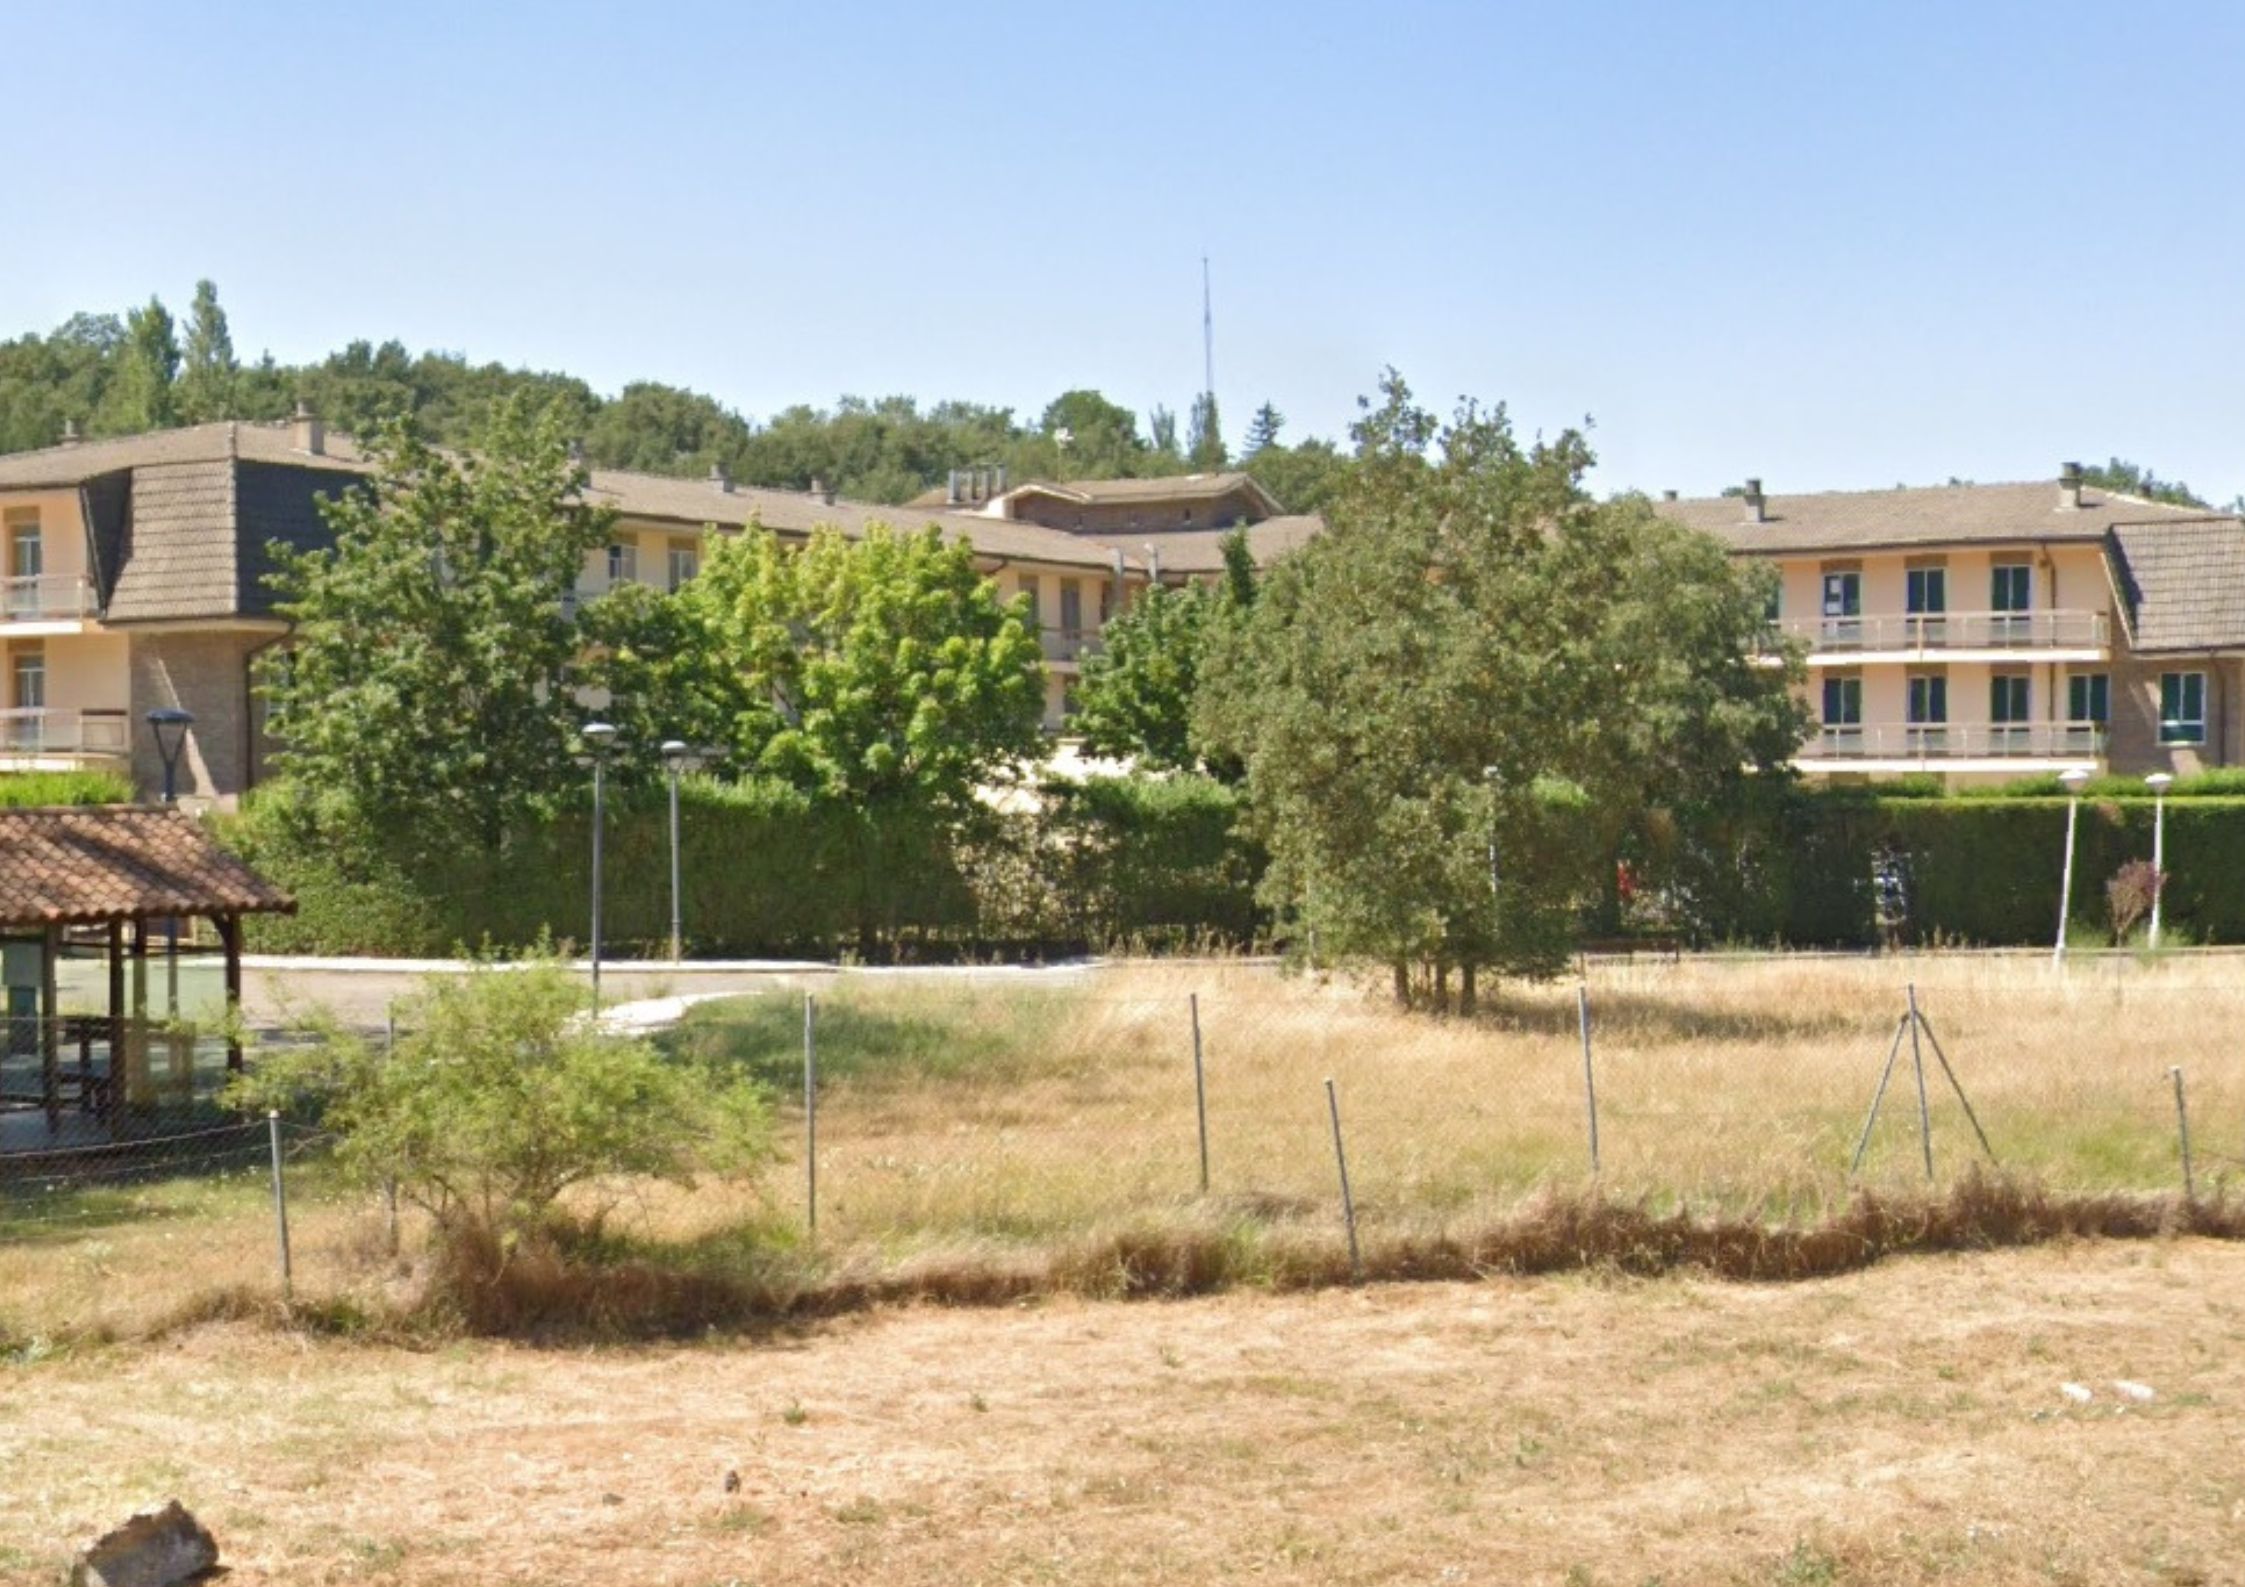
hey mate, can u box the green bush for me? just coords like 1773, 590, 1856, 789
0, 769, 134, 807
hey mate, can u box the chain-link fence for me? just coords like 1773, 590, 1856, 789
5, 957, 2242, 1330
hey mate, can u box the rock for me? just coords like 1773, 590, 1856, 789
723, 1469, 742, 1494
71, 1501, 218, 1587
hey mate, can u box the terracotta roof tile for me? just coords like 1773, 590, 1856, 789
0, 807, 295, 927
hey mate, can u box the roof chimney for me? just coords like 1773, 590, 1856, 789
994, 464, 1009, 496
947, 468, 962, 507
709, 461, 732, 495
809, 476, 834, 506
58, 418, 81, 448
1743, 477, 1766, 524
1661, 488, 1678, 502
291, 400, 325, 457
2059, 460, 2084, 510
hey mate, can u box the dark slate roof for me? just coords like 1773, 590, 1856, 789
0, 807, 296, 926
1655, 479, 2214, 554
2105, 518, 2245, 653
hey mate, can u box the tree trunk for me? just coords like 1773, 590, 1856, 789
1392, 960, 1411, 1008
1458, 961, 1478, 1017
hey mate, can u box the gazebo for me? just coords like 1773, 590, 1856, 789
0, 806, 295, 1148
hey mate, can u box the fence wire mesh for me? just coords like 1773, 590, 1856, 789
5, 955, 2244, 1330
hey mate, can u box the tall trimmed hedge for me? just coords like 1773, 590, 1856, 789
219, 773, 1266, 958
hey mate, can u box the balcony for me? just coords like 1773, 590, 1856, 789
1, 573, 95, 629
1771, 609, 2109, 662
1040, 626, 1102, 665
1800, 721, 2106, 770
0, 708, 131, 761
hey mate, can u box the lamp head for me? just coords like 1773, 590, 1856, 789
581, 721, 618, 754
145, 707, 194, 755
660, 739, 690, 766
2059, 768, 2090, 793
2145, 772, 2175, 794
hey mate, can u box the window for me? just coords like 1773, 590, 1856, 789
1990, 674, 2029, 723
607, 543, 638, 585
10, 644, 44, 710
1991, 563, 2031, 611
1059, 580, 1082, 638
2068, 673, 2109, 724
1821, 571, 1861, 617
1907, 674, 1947, 724
1020, 581, 1041, 631
2161, 671, 2207, 745
666, 541, 698, 593
1821, 676, 1861, 725
1905, 566, 1946, 615
1762, 579, 1781, 624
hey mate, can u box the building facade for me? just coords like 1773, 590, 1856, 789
1656, 471, 2245, 783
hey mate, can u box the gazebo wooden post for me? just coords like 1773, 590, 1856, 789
39, 922, 61, 1133
216, 914, 244, 1073
106, 921, 123, 1125
127, 917, 150, 1113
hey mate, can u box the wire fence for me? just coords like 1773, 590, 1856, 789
4, 958, 2243, 1330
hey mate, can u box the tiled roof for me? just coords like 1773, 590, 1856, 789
1016, 471, 1272, 506
2105, 518, 2245, 653
1655, 479, 2214, 553
0, 807, 296, 927
1075, 514, 1326, 574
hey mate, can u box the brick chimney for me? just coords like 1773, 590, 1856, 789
2059, 460, 2084, 510
809, 477, 834, 506
291, 400, 325, 457
1661, 488, 1678, 501
58, 418, 82, 448
709, 461, 732, 495
1743, 477, 1766, 524
947, 468, 963, 506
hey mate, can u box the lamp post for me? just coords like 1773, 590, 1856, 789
146, 708, 194, 1017
582, 721, 618, 1005
662, 739, 691, 964
2053, 766, 2090, 967
2146, 771, 2174, 949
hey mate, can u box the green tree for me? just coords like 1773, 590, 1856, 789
99, 296, 180, 433
1198, 370, 1806, 1008
262, 397, 615, 852
1147, 404, 1181, 460
1243, 402, 1285, 456
1040, 389, 1146, 477
174, 279, 239, 423
1245, 435, 1348, 515
2081, 457, 2209, 509
577, 580, 749, 784
1072, 585, 1217, 771
1186, 391, 1226, 470
230, 955, 772, 1244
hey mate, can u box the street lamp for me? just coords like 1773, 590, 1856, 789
2053, 766, 2090, 967
145, 708, 193, 804
582, 721, 618, 1006
145, 708, 194, 1017
662, 739, 692, 965
2145, 771, 2175, 950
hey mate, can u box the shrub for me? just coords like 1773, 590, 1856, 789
228, 954, 774, 1243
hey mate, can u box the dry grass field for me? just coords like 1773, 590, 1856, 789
2, 1239, 2242, 1586
4, 953, 2242, 1341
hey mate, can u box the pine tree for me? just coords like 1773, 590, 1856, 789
1147, 405, 1179, 459
1243, 402, 1285, 456
175, 280, 240, 424
1186, 392, 1226, 470
100, 297, 180, 434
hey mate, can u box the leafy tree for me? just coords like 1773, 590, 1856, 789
2081, 457, 2209, 509
230, 955, 772, 1244
262, 397, 615, 853
1072, 529, 1256, 775
1147, 404, 1180, 459
1198, 370, 1806, 1008
576, 580, 749, 785
1186, 391, 1226, 470
99, 296, 180, 433
1245, 435, 1349, 515
1039, 389, 1146, 477
174, 279, 240, 423
1243, 402, 1285, 456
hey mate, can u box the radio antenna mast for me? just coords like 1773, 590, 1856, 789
1200, 255, 1215, 406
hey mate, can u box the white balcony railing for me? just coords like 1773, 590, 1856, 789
0, 708, 131, 757
1, 573, 95, 623
1773, 610, 2108, 654
1802, 722, 2107, 762
1040, 626, 1102, 664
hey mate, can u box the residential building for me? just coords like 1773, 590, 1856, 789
0, 416, 1240, 805
1657, 469, 2245, 783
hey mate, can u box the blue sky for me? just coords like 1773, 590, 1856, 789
5, 1, 2241, 503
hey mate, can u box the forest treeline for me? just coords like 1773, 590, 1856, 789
0, 281, 1348, 511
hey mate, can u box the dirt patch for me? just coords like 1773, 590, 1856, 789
3, 1240, 2242, 1585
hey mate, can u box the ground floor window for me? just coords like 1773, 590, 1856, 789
2160, 671, 2207, 745
2068, 672, 2109, 723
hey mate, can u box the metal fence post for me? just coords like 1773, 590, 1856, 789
804, 992, 818, 1237
267, 1110, 293, 1301
2170, 1065, 2195, 1206
1190, 993, 1210, 1195
1325, 1077, 1361, 1283
1576, 984, 1601, 1175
